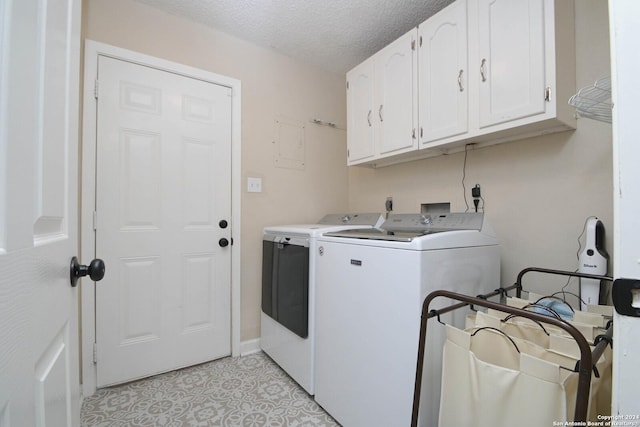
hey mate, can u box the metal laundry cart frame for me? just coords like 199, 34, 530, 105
411, 267, 614, 426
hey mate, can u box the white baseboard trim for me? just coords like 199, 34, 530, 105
240, 338, 261, 356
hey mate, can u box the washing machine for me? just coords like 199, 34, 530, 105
314, 212, 500, 427
260, 213, 384, 395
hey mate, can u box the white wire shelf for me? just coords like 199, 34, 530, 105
568, 76, 612, 124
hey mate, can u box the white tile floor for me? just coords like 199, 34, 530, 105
81, 352, 339, 426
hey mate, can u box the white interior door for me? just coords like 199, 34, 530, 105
610, 0, 640, 416
94, 56, 232, 387
0, 0, 81, 425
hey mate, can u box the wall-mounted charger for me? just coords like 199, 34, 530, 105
472, 184, 481, 198
472, 184, 481, 212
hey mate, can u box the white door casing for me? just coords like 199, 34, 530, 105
0, 0, 82, 425
81, 41, 242, 395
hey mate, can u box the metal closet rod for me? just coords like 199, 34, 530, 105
411, 267, 615, 426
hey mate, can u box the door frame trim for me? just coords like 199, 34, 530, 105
80, 40, 242, 396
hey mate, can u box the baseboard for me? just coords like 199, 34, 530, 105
240, 338, 261, 356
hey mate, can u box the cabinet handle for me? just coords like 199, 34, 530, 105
458, 69, 464, 92
367, 110, 372, 127
480, 58, 487, 82
378, 105, 384, 122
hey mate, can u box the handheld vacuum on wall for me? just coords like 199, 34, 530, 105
578, 217, 609, 310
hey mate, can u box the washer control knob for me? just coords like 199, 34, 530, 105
420, 215, 432, 225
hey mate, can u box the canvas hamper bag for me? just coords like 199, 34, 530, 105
438, 324, 604, 427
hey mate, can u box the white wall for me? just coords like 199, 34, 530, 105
348, 0, 613, 298
82, 0, 349, 341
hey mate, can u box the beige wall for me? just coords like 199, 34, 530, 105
348, 0, 612, 298
83, 0, 611, 342
83, 0, 349, 341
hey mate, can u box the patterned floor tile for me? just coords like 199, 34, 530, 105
81, 352, 340, 427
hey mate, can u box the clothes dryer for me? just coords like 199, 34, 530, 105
261, 213, 384, 394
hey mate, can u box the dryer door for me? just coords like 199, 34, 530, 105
262, 237, 310, 338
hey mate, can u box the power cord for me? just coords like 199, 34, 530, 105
462, 144, 485, 213
462, 145, 470, 212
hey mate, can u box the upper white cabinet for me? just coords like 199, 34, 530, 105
349, 0, 575, 167
418, 0, 469, 144
374, 30, 419, 157
346, 58, 376, 164
476, 0, 546, 128
347, 29, 418, 166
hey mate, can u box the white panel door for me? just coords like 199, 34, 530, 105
346, 58, 376, 164
95, 56, 232, 387
477, 0, 546, 128
375, 29, 418, 156
610, 0, 640, 416
0, 0, 82, 425
419, 0, 468, 144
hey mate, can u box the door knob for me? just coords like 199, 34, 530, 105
219, 238, 229, 247
70, 256, 105, 287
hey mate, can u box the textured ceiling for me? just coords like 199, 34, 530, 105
134, 0, 455, 74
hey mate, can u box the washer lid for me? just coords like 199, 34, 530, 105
263, 213, 384, 237
317, 213, 385, 227
324, 213, 485, 242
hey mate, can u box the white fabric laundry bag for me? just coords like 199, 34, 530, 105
438, 324, 598, 427
472, 310, 612, 418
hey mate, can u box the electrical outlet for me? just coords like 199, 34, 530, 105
247, 177, 262, 193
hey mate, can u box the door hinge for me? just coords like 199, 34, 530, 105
94, 79, 99, 99
93, 211, 98, 231
545, 86, 551, 102
411, 40, 416, 51
346, 81, 349, 90
419, 35, 423, 48
93, 342, 98, 364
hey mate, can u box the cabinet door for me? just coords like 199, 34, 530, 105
477, 0, 546, 128
375, 29, 418, 156
346, 59, 375, 164
419, 0, 468, 144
